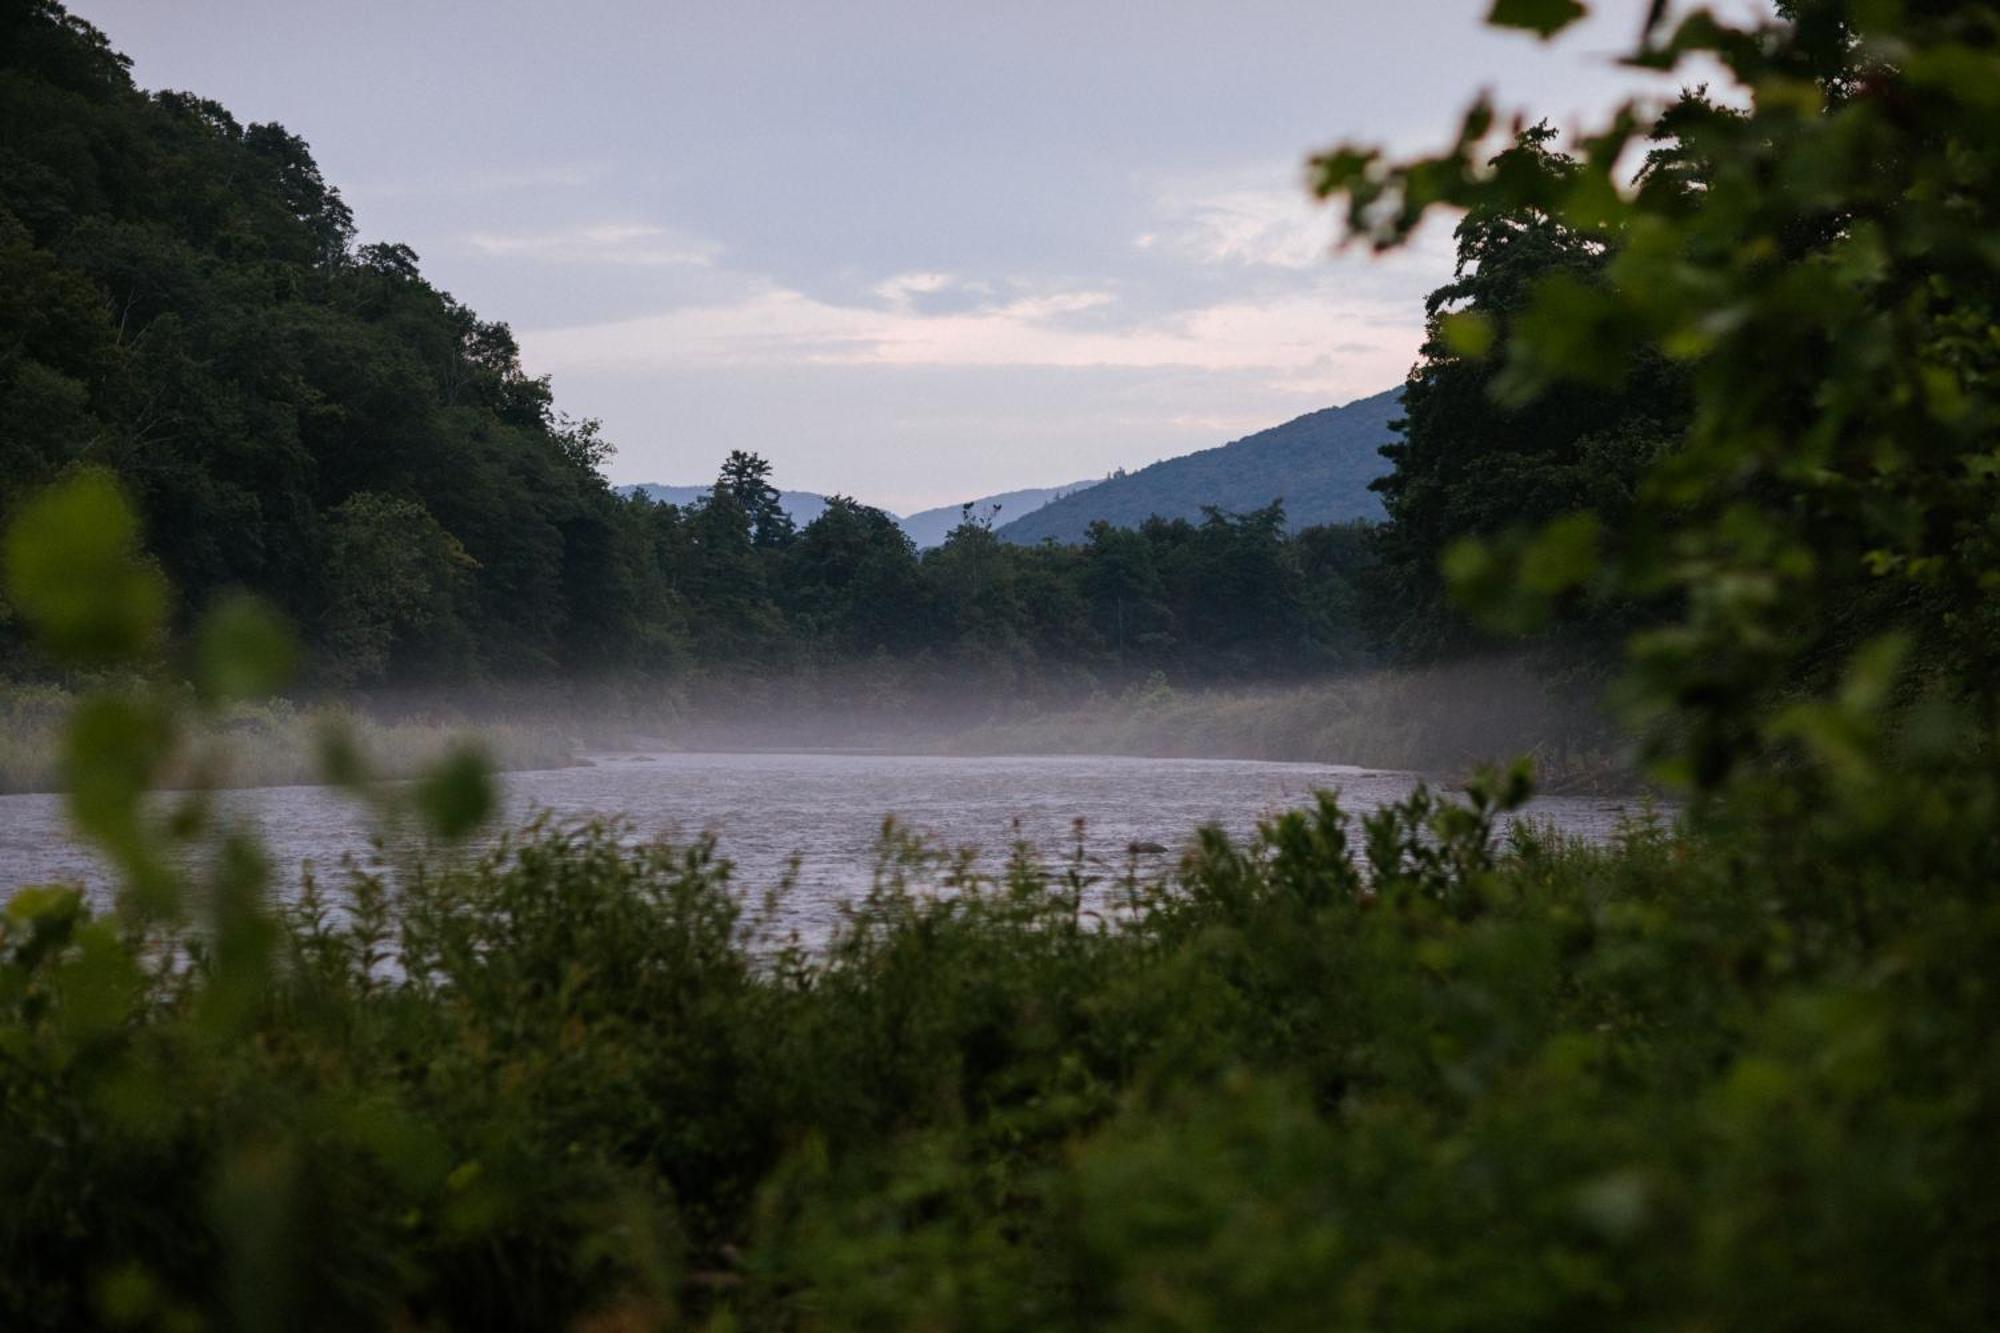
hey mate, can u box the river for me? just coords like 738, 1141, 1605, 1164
0, 750, 1652, 939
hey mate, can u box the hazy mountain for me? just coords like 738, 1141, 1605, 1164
897, 480, 1100, 549
993, 388, 1403, 545
620, 480, 1099, 548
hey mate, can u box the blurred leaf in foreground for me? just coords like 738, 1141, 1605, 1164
414, 743, 496, 840
2, 469, 167, 664
194, 594, 298, 704
1488, 0, 1586, 40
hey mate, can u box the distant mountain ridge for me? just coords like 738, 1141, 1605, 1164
896, 480, 1099, 549
617, 480, 1097, 549
621, 388, 1400, 551
993, 387, 1403, 545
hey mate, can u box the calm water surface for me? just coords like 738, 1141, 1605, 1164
0, 751, 1651, 938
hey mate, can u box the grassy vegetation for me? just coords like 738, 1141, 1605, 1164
0, 685, 579, 794
939, 662, 1629, 790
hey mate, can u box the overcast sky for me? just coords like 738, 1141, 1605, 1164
73, 1, 1756, 512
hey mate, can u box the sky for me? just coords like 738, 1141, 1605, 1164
73, 0, 1759, 513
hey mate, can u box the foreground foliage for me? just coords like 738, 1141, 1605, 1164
6, 765, 1997, 1332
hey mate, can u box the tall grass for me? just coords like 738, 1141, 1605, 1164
0, 685, 578, 793
943, 661, 1629, 789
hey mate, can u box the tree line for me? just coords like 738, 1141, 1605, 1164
621, 451, 1378, 690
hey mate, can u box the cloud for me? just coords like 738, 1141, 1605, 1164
873, 271, 959, 305
463, 222, 719, 267
506, 158, 1443, 413
1137, 171, 1334, 270
518, 274, 1418, 402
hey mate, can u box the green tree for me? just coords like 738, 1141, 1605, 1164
317, 493, 472, 684
1374, 124, 1688, 660
1316, 0, 2000, 785
785, 496, 928, 656
923, 521, 1035, 678
1082, 521, 1175, 662
718, 449, 795, 550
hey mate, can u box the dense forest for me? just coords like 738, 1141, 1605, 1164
0, 0, 628, 682
0, 0, 1388, 696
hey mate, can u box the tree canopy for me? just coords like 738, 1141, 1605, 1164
1316, 0, 2000, 792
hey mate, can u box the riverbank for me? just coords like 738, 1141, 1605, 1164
3, 663, 1633, 797
0, 685, 578, 794
648, 659, 1635, 791
927, 667, 1635, 794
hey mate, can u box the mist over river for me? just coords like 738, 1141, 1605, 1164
0, 751, 1650, 940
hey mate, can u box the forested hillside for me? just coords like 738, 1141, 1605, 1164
995, 388, 1399, 544
0, 0, 671, 683
0, 1, 1379, 694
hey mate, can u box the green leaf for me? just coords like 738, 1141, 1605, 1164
1440, 310, 1496, 358
1456, 96, 1497, 148
1837, 632, 1909, 716
315, 717, 371, 790
5, 882, 82, 927
1308, 146, 1379, 199
2, 470, 168, 663
1574, 1170, 1651, 1239
1442, 536, 1503, 607
1497, 272, 1632, 402
94, 1263, 161, 1326
1488, 0, 1587, 40
62, 691, 182, 917
63, 694, 174, 849
414, 743, 496, 840
194, 593, 299, 702
1519, 512, 1603, 594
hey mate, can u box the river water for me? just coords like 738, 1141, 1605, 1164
0, 751, 1651, 939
